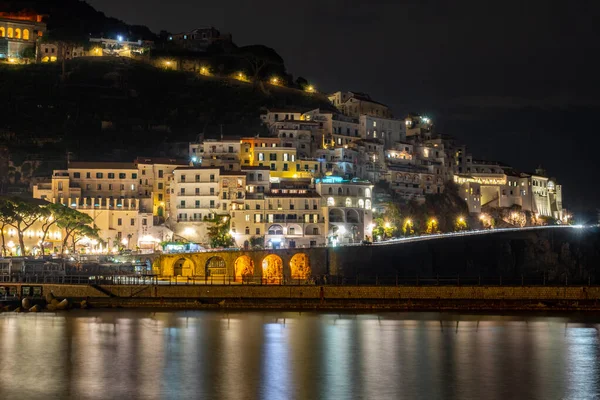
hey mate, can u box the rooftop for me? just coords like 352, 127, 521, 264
68, 162, 136, 170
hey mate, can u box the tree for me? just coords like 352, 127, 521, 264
425, 218, 439, 234
372, 202, 402, 239
206, 216, 235, 248
8, 199, 44, 255
43, 27, 89, 82
295, 76, 308, 90
56, 208, 94, 253
38, 203, 66, 255
71, 225, 100, 253
238, 45, 285, 92
455, 216, 468, 231
0, 199, 16, 257
402, 218, 415, 236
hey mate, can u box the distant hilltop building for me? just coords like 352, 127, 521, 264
168, 26, 233, 52
328, 91, 393, 119
0, 11, 46, 59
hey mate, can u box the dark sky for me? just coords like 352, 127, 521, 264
89, 0, 600, 218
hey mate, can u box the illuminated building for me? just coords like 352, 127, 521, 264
0, 12, 46, 59
315, 176, 374, 244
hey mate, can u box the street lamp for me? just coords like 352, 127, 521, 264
270, 77, 279, 85
306, 85, 315, 93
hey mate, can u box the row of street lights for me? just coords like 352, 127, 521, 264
160, 60, 317, 93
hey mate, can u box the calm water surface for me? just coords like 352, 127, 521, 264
0, 310, 599, 400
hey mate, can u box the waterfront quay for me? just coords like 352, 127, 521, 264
1, 282, 600, 311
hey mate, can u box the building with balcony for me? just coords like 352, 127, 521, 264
315, 176, 374, 244
240, 137, 302, 179
168, 166, 231, 245
135, 157, 189, 220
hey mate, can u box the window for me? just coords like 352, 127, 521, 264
228, 146, 234, 153
258, 153, 265, 161
181, 175, 186, 183
108, 173, 115, 179
338, 188, 343, 195
180, 200, 186, 207
195, 188, 200, 195
158, 170, 163, 178
283, 153, 289, 162
181, 188, 186, 195
195, 200, 200, 208
365, 188, 371, 198
358, 199, 365, 208
158, 194, 163, 201
73, 172, 80, 179
245, 214, 250, 222
142, 218, 147, 226
327, 197, 334, 206
269, 153, 277, 161
270, 163, 276, 171
210, 188, 215, 195
117, 218, 122, 226
245, 226, 250, 234
345, 198, 352, 207
97, 184, 102, 190
313, 228, 319, 235
131, 184, 135, 191
96, 172, 103, 178
158, 183, 163, 190
119, 173, 126, 179
289, 227, 295, 235
108, 184, 113, 190
256, 204, 261, 210
365, 200, 371, 209
132, 173, 137, 179
130, 218, 135, 226
256, 228, 261, 235
210, 174, 215, 182
258, 174, 263, 181
210, 200, 215, 207
328, 187, 333, 194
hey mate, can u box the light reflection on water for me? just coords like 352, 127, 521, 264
0, 311, 599, 400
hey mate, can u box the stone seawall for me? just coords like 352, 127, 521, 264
99, 285, 600, 301
4, 283, 600, 303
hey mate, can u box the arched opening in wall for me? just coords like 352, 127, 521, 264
234, 255, 254, 283
262, 254, 283, 284
14, 28, 21, 39
290, 253, 311, 282
346, 209, 360, 223
22, 29, 29, 40
329, 208, 344, 223
0, 27, 5, 37
205, 256, 227, 278
173, 258, 194, 277
157, 206, 164, 217
7, 27, 13, 38
267, 224, 283, 235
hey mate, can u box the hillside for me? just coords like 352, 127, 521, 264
0, 0, 156, 40
0, 57, 335, 162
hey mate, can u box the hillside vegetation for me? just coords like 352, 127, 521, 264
0, 58, 334, 161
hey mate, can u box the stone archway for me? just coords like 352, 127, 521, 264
290, 253, 311, 282
234, 255, 254, 283
206, 256, 227, 277
173, 257, 194, 277
262, 254, 283, 284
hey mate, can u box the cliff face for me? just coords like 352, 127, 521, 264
331, 228, 600, 284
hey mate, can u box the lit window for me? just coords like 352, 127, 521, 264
358, 199, 364, 208
327, 197, 334, 206
345, 198, 352, 207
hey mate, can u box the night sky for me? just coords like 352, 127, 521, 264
88, 0, 600, 218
